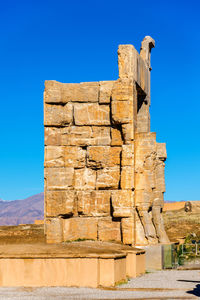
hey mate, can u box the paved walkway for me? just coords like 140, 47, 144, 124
0, 270, 199, 299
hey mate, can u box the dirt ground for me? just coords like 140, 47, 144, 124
0, 270, 199, 299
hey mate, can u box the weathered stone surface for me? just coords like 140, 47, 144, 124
44, 38, 169, 247
77, 190, 110, 216
111, 128, 123, 146
64, 146, 86, 168
87, 146, 121, 169
44, 81, 99, 103
155, 163, 165, 192
63, 217, 98, 241
121, 166, 134, 189
152, 190, 164, 207
44, 103, 73, 126
45, 190, 75, 217
152, 205, 170, 243
135, 190, 150, 207
45, 217, 63, 243
135, 211, 148, 246
111, 190, 134, 217
135, 173, 147, 190
44, 167, 74, 190
140, 36, 155, 69
74, 168, 96, 190
61, 126, 111, 146
98, 218, 121, 242
45, 127, 110, 147
99, 81, 115, 103
121, 144, 134, 166
96, 167, 120, 189
111, 79, 133, 101
157, 143, 167, 160
121, 217, 134, 245
111, 100, 132, 124
118, 45, 138, 80
74, 103, 110, 125
137, 209, 158, 245
45, 146, 64, 167
45, 127, 61, 146
122, 123, 134, 143
44, 81, 63, 104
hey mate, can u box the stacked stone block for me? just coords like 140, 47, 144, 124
44, 36, 169, 245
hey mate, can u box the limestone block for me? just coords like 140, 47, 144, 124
74, 103, 110, 126
122, 123, 134, 143
155, 163, 165, 192
145, 170, 156, 189
111, 190, 134, 217
111, 128, 123, 146
77, 190, 111, 216
61, 126, 111, 146
44, 81, 99, 103
121, 144, 134, 166
44, 167, 74, 190
72, 82, 99, 102
118, 45, 138, 80
135, 172, 154, 190
64, 146, 86, 168
45, 190, 75, 217
111, 78, 133, 101
63, 217, 98, 241
144, 153, 156, 170
45, 127, 61, 146
121, 166, 134, 189
157, 143, 167, 160
45, 217, 63, 243
111, 100, 132, 124
135, 190, 150, 207
137, 55, 149, 95
99, 81, 115, 103
87, 146, 121, 169
96, 166, 120, 189
98, 218, 121, 242
74, 168, 96, 190
44, 81, 62, 104
44, 103, 73, 126
121, 217, 134, 245
45, 146, 64, 167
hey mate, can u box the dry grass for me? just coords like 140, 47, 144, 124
163, 207, 200, 241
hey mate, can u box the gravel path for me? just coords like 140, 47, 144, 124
0, 270, 199, 299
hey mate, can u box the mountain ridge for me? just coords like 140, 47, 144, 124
0, 193, 44, 225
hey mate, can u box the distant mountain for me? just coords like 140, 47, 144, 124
0, 193, 44, 225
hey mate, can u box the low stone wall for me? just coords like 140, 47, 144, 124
163, 202, 185, 211
0, 241, 145, 287
0, 256, 126, 287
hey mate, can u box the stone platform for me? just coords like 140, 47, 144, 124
0, 241, 145, 287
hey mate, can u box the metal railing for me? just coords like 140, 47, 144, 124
180, 243, 200, 256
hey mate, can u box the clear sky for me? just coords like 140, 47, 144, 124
0, 0, 199, 201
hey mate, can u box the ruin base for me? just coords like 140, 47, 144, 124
0, 241, 145, 287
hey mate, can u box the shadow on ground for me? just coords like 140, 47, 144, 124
178, 280, 200, 297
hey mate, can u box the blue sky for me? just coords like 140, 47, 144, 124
0, 0, 199, 201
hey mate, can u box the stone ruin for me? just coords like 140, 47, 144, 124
44, 36, 169, 246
